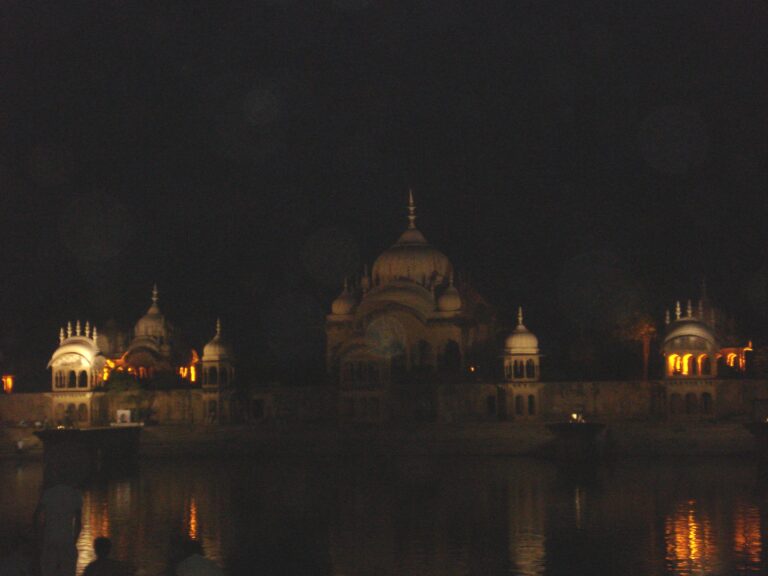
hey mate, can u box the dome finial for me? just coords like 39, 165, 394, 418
675, 301, 681, 320
665, 309, 670, 325
59, 327, 64, 344
152, 284, 159, 305
686, 299, 693, 318
407, 189, 416, 229
216, 318, 222, 337
517, 306, 524, 326
67, 321, 72, 338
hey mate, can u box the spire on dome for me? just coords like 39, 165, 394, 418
407, 189, 416, 229
67, 322, 72, 338
665, 309, 670, 325
517, 306, 524, 327
92, 325, 97, 342
76, 320, 81, 336
686, 299, 693, 318
152, 284, 159, 305
85, 321, 90, 338
216, 318, 222, 338
59, 327, 64, 344
675, 301, 681, 320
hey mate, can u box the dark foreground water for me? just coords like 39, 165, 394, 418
1, 455, 767, 575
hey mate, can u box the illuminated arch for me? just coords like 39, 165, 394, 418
668, 354, 682, 376
682, 353, 695, 376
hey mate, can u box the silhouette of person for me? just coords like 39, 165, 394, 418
175, 540, 224, 576
33, 464, 82, 576
82, 537, 133, 576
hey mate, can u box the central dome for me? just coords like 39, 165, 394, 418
372, 193, 452, 287
134, 285, 169, 340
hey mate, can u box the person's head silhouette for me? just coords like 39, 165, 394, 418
93, 537, 112, 559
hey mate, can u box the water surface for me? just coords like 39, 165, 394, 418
1, 455, 766, 575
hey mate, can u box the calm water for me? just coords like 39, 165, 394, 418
1, 455, 767, 575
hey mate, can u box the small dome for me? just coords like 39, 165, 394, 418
437, 282, 462, 312
663, 317, 718, 352
331, 281, 356, 316
203, 319, 233, 361
48, 323, 104, 370
505, 308, 539, 354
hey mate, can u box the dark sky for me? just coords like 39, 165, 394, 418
3, 1, 768, 385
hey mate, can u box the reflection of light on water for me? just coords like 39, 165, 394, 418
574, 487, 584, 530
509, 479, 546, 576
665, 500, 715, 575
733, 503, 761, 569
187, 497, 198, 540
75, 491, 112, 575
514, 533, 546, 576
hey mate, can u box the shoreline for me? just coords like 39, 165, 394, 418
2, 419, 762, 461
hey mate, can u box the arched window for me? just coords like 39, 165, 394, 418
77, 403, 88, 422
514, 361, 524, 379
78, 371, 88, 388
528, 395, 536, 416
683, 354, 695, 376
515, 395, 524, 416
700, 355, 711, 375
701, 392, 713, 414
443, 340, 461, 371
208, 367, 218, 386
685, 392, 698, 414
68, 371, 77, 388
525, 359, 536, 379
505, 362, 512, 380
416, 340, 432, 367
670, 393, 683, 415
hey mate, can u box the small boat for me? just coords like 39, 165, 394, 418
544, 412, 607, 461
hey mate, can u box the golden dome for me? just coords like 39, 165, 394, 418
134, 285, 169, 340
331, 280, 357, 316
372, 192, 452, 288
505, 308, 539, 354
437, 280, 462, 312
203, 319, 233, 361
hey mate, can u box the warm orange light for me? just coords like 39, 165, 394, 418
190, 366, 196, 383
668, 354, 681, 375
682, 353, 693, 376
734, 503, 762, 566
469, 365, 476, 373
2, 375, 13, 394
187, 497, 198, 540
665, 500, 715, 573
727, 353, 738, 367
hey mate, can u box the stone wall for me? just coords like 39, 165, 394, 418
3, 379, 768, 426
0, 392, 52, 424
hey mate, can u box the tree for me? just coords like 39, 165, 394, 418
616, 314, 657, 381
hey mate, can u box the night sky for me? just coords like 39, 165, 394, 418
3, 1, 768, 387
